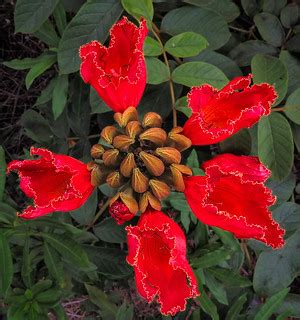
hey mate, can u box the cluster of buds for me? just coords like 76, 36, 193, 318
88, 107, 192, 223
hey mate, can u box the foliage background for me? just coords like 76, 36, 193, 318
1, 0, 300, 319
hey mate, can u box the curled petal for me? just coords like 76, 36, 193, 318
7, 147, 94, 219
126, 210, 199, 315
183, 75, 277, 145
184, 154, 285, 249
79, 17, 148, 112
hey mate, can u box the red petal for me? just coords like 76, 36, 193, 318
184, 155, 285, 249
126, 210, 199, 315
79, 17, 147, 112
183, 75, 277, 145
7, 147, 94, 219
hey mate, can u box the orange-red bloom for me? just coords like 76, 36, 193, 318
183, 75, 277, 145
184, 154, 285, 249
7, 147, 94, 219
79, 17, 147, 113
126, 210, 199, 315
109, 200, 135, 225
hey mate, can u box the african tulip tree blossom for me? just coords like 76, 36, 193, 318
183, 75, 277, 145
7, 147, 94, 219
126, 210, 199, 316
79, 17, 148, 112
184, 154, 285, 249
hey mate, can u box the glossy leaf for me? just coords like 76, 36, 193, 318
0, 234, 13, 297
52, 74, 68, 120
284, 88, 300, 125
93, 217, 127, 243
146, 57, 170, 84
225, 293, 248, 320
121, 0, 153, 24
143, 37, 162, 56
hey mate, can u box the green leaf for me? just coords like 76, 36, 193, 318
220, 129, 252, 156
35, 288, 62, 305
58, 0, 122, 74
21, 238, 33, 288
276, 293, 300, 317
25, 54, 57, 89
253, 230, 300, 296
33, 19, 60, 47
258, 112, 294, 181
85, 284, 118, 318
146, 57, 170, 84
272, 202, 300, 232
225, 293, 247, 320
183, 0, 240, 22
285, 34, 300, 53
121, 0, 153, 24
52, 74, 68, 120
280, 50, 300, 96
0, 233, 13, 297
280, 4, 299, 28
192, 247, 232, 269
204, 271, 228, 305
53, 1, 67, 36
229, 40, 278, 67
34, 77, 58, 106
164, 32, 207, 58
172, 61, 228, 88
93, 217, 127, 243
254, 288, 289, 320
3, 54, 53, 70
90, 88, 111, 114
143, 37, 162, 57
69, 189, 97, 225
14, 0, 59, 33
254, 13, 285, 47
262, 0, 287, 16
207, 267, 252, 287
241, 0, 259, 17
0, 147, 6, 201
284, 88, 300, 125
252, 54, 288, 105
161, 6, 230, 50
42, 233, 91, 269
197, 287, 219, 320
116, 303, 134, 320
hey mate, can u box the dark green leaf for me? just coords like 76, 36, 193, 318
58, 0, 123, 74
53, 1, 67, 36
241, 0, 259, 17
272, 202, 300, 232
52, 74, 68, 120
34, 77, 58, 106
33, 20, 60, 47
14, 0, 59, 33
252, 54, 288, 105
0, 147, 6, 201
143, 37, 162, 57
146, 57, 170, 84
276, 293, 300, 317
21, 238, 33, 288
284, 88, 300, 125
197, 287, 220, 320
94, 217, 127, 243
172, 61, 228, 88
254, 288, 289, 320
254, 13, 285, 47
258, 112, 293, 181
280, 4, 299, 28
89, 87, 111, 114
207, 267, 252, 287
225, 293, 248, 320
220, 129, 252, 156
229, 40, 278, 67
121, 0, 153, 24
0, 233, 13, 297
204, 271, 228, 305
286, 34, 300, 53
164, 32, 207, 58
35, 288, 62, 305
161, 6, 230, 50
262, 0, 287, 16
192, 248, 232, 269
116, 303, 134, 320
3, 54, 51, 70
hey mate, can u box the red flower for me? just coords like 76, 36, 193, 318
79, 17, 148, 113
183, 75, 277, 145
7, 147, 94, 219
109, 200, 135, 225
184, 154, 285, 249
126, 210, 199, 316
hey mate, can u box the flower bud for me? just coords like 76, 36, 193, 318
125, 121, 143, 138
109, 200, 135, 225
91, 165, 105, 186
155, 147, 181, 164
114, 107, 138, 127
101, 126, 119, 144
102, 149, 120, 167
110, 188, 139, 215
106, 171, 124, 188
142, 112, 162, 128
139, 191, 161, 213
132, 168, 149, 193
139, 128, 167, 146
149, 179, 170, 200
170, 164, 192, 192
139, 151, 165, 176
90, 144, 105, 159
120, 153, 136, 177
168, 127, 192, 151
113, 135, 135, 152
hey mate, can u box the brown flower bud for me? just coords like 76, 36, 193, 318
106, 171, 124, 188
120, 153, 136, 177
142, 112, 162, 128
90, 144, 105, 159
139, 151, 165, 176
87, 161, 97, 171
91, 165, 105, 186
125, 121, 143, 138
149, 179, 170, 200
170, 164, 192, 192
131, 168, 149, 193
155, 147, 181, 164
139, 191, 161, 213
114, 107, 138, 127
102, 149, 120, 167
110, 188, 139, 214
172, 164, 193, 176
113, 135, 135, 152
101, 126, 119, 144
139, 128, 167, 146
168, 127, 192, 151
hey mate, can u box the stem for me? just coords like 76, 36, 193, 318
229, 26, 249, 33
272, 107, 285, 112
67, 134, 100, 141
151, 22, 177, 128
240, 240, 253, 269
85, 198, 110, 230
